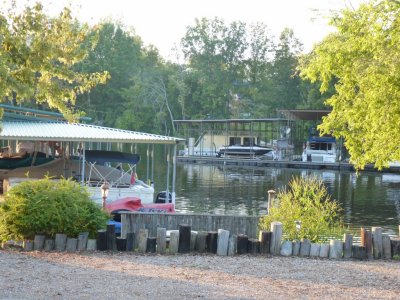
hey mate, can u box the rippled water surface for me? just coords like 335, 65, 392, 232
156, 163, 399, 234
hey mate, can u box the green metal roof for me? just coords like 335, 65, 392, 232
0, 103, 92, 122
0, 120, 184, 145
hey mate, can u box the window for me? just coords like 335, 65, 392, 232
229, 137, 241, 146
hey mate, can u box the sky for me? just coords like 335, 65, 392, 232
16, 0, 368, 60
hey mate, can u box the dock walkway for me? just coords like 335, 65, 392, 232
177, 156, 400, 173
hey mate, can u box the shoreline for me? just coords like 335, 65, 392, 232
1, 249, 399, 299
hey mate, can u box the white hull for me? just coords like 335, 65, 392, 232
302, 151, 337, 163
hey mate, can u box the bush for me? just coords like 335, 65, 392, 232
0, 177, 109, 242
259, 176, 345, 243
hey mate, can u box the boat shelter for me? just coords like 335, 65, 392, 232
0, 104, 184, 203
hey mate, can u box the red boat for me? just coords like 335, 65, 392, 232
105, 196, 175, 215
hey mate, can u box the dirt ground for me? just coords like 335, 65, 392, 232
0, 249, 399, 299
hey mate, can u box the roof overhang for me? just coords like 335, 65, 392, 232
174, 118, 286, 124
0, 121, 184, 145
277, 109, 331, 121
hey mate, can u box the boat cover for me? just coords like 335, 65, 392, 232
85, 150, 140, 165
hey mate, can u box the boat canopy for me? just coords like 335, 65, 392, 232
85, 150, 140, 165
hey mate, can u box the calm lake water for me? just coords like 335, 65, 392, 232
149, 162, 400, 235
133, 145, 399, 235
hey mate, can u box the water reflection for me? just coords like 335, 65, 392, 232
173, 164, 399, 234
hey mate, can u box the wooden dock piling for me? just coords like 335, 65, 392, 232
372, 227, 383, 259
156, 228, 167, 254
178, 224, 191, 253
260, 231, 272, 254
195, 231, 207, 252
33, 235, 45, 251
237, 234, 248, 254
55, 234, 67, 251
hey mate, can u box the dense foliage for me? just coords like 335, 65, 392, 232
0, 178, 109, 241
0, 2, 109, 121
2, 1, 332, 133
259, 176, 344, 242
300, 0, 400, 170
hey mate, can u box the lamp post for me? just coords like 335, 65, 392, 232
100, 182, 109, 210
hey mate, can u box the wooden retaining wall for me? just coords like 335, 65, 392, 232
121, 212, 261, 238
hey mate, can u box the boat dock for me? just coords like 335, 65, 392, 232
177, 156, 400, 174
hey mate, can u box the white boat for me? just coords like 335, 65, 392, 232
1, 149, 155, 205
302, 129, 337, 163
183, 133, 270, 157
216, 145, 273, 158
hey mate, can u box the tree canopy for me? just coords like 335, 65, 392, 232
300, 0, 400, 170
0, 2, 109, 121
1, 1, 331, 135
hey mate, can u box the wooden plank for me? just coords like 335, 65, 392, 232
121, 212, 261, 239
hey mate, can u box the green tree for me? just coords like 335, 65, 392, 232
243, 22, 275, 117
269, 28, 303, 110
0, 2, 108, 121
181, 18, 248, 118
299, 0, 400, 170
75, 22, 142, 126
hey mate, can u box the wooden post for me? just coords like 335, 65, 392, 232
372, 227, 383, 259
169, 230, 179, 254
138, 229, 149, 253
228, 234, 236, 256
391, 238, 400, 257
299, 238, 311, 256
116, 237, 127, 251
156, 228, 167, 254
66, 238, 77, 252
190, 231, 197, 251
146, 237, 157, 253
195, 231, 207, 253
309, 243, 320, 257
292, 241, 301, 256
319, 243, 330, 258
270, 221, 282, 255
237, 234, 248, 254
351, 245, 366, 260
33, 235, 46, 251
126, 232, 135, 251
86, 239, 97, 251
44, 239, 54, 252
178, 224, 191, 253
343, 234, 353, 259
247, 238, 260, 254
280, 240, 293, 256
23, 240, 33, 251
96, 230, 107, 251
207, 231, 218, 254
106, 224, 117, 251
329, 240, 343, 259
260, 231, 272, 255
267, 190, 276, 213
361, 228, 373, 259
77, 232, 89, 251
55, 233, 67, 251
382, 234, 391, 259
217, 229, 230, 256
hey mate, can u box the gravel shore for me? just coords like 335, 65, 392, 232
0, 249, 399, 299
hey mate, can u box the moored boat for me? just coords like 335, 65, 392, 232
216, 145, 273, 158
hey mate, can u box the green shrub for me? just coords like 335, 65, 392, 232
0, 177, 109, 241
259, 176, 345, 243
